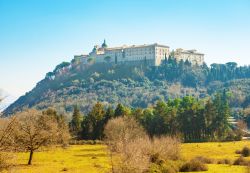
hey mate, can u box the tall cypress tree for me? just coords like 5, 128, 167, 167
212, 92, 230, 139
204, 99, 217, 139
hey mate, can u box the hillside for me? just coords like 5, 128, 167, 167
4, 58, 250, 116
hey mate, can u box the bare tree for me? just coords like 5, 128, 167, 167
13, 109, 70, 165
0, 95, 17, 150
104, 117, 180, 173
0, 97, 18, 170
104, 117, 149, 173
0, 117, 17, 151
42, 108, 71, 145
104, 116, 146, 152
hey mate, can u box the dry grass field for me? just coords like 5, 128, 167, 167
181, 141, 250, 161
3, 145, 110, 173
2, 141, 250, 173
181, 141, 250, 173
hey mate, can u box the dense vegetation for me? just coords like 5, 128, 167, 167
0, 92, 248, 173
69, 92, 243, 142
4, 57, 250, 126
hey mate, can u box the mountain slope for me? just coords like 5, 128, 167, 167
4, 59, 250, 116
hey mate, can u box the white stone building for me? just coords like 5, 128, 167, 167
174, 48, 204, 65
74, 40, 204, 66
86, 40, 170, 66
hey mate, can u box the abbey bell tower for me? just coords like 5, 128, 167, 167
101, 39, 108, 49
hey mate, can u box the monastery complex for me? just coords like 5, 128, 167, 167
74, 40, 205, 66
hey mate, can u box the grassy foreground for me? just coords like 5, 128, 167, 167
182, 140, 250, 161
3, 141, 250, 173
181, 141, 250, 173
5, 145, 110, 173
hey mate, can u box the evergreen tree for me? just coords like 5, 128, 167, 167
204, 99, 217, 139
78, 94, 234, 141
212, 92, 231, 139
152, 101, 169, 135
132, 108, 144, 122
104, 106, 114, 123
141, 108, 157, 137
164, 55, 168, 65
114, 103, 129, 117
70, 105, 82, 137
87, 102, 106, 139
168, 107, 179, 136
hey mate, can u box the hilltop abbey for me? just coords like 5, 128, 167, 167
75, 40, 205, 66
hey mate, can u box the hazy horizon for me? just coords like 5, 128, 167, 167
1, 0, 250, 99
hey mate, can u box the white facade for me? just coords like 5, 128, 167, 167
87, 41, 170, 66
76, 41, 204, 66
174, 48, 204, 65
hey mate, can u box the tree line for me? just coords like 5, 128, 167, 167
147, 56, 250, 88
69, 91, 241, 142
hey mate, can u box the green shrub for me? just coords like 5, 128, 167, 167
149, 163, 177, 173
180, 160, 208, 172
69, 140, 104, 145
241, 146, 250, 157
149, 160, 180, 173
150, 153, 162, 164
193, 156, 214, 164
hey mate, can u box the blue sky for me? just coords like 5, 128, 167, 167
0, 0, 250, 99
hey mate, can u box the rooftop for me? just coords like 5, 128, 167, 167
105, 43, 169, 51
176, 48, 204, 55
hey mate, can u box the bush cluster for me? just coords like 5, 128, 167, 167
241, 146, 250, 157
217, 159, 231, 165
149, 160, 180, 173
192, 156, 214, 164
69, 140, 103, 145
179, 160, 208, 172
233, 156, 250, 166
235, 146, 250, 157
104, 116, 180, 173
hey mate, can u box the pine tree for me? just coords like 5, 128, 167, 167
152, 101, 168, 135
70, 105, 82, 137
88, 102, 106, 139
104, 106, 114, 123
212, 92, 231, 139
114, 103, 126, 117
204, 99, 217, 139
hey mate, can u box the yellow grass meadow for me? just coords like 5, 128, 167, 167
181, 141, 250, 173
2, 141, 250, 173
4, 145, 111, 173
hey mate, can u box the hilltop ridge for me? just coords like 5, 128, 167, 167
4, 52, 250, 116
